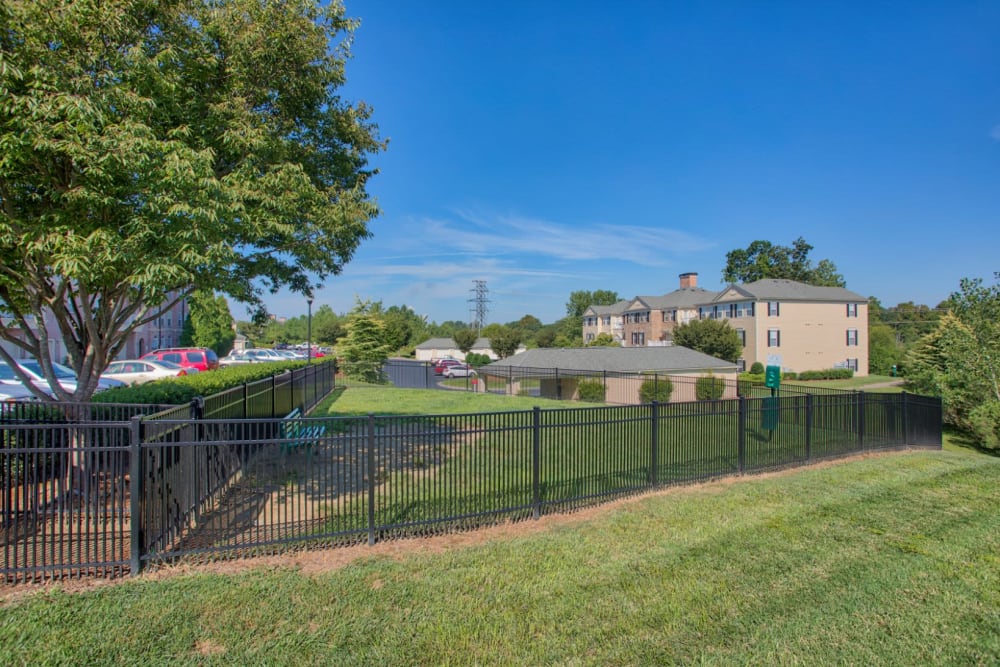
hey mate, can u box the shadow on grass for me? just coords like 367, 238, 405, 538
943, 426, 999, 457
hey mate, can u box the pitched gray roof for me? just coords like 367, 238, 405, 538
584, 300, 632, 316
415, 337, 493, 350
712, 279, 866, 303
627, 287, 715, 312
485, 346, 736, 373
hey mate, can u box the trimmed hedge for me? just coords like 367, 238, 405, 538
92, 361, 313, 405
795, 368, 854, 381
739, 368, 852, 383
639, 377, 673, 403
749, 361, 765, 374
576, 379, 607, 403
695, 374, 726, 400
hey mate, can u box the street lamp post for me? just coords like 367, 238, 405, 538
307, 297, 313, 365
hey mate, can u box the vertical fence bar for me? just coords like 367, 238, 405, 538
129, 416, 144, 576
805, 393, 813, 461
737, 396, 746, 473
532, 407, 541, 519
857, 391, 865, 451
650, 401, 659, 486
901, 391, 909, 445
367, 413, 377, 546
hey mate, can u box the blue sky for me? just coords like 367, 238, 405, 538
257, 1, 1000, 325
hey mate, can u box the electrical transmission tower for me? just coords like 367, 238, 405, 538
468, 280, 490, 334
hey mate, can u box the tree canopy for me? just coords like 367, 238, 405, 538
905, 274, 1000, 449
722, 238, 845, 287
671, 319, 742, 363
0, 0, 383, 399
566, 290, 620, 319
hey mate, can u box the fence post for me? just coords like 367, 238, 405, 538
650, 401, 659, 487
901, 391, 909, 446
367, 413, 377, 546
737, 396, 746, 473
805, 394, 813, 461
857, 391, 865, 451
271, 374, 276, 418
129, 415, 144, 576
532, 407, 541, 520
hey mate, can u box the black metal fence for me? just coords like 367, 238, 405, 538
377, 358, 858, 404
1, 362, 336, 583
2, 381, 942, 582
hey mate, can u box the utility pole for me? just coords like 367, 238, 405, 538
468, 280, 490, 334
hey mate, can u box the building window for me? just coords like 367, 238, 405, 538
631, 332, 645, 346
768, 329, 780, 347
847, 303, 858, 318
768, 301, 780, 317
736, 328, 746, 346
847, 358, 859, 372
846, 329, 858, 346
737, 359, 746, 372
602, 316, 610, 326
585, 333, 594, 342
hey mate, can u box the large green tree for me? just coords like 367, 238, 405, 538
0, 0, 382, 400
671, 319, 742, 363
906, 274, 1000, 448
338, 301, 392, 384
566, 290, 620, 319
182, 291, 235, 356
488, 326, 522, 360
722, 238, 845, 287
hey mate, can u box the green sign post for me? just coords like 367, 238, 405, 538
762, 365, 781, 435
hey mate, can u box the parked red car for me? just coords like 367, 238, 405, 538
141, 347, 220, 372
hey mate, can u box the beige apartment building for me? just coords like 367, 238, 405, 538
581, 300, 632, 344
700, 279, 869, 375
584, 276, 870, 376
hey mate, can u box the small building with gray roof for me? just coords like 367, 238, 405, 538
484, 346, 738, 404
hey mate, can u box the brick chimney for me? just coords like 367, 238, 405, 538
679, 272, 698, 289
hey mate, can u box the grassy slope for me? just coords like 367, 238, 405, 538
2, 450, 997, 665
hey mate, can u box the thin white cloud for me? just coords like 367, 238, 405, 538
991, 125, 1000, 141
410, 210, 715, 266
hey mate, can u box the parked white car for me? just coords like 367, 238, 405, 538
443, 363, 478, 379
0, 382, 40, 402
0, 359, 124, 396
101, 359, 194, 385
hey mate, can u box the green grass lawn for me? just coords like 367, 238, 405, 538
314, 384, 580, 417
2, 450, 996, 665
785, 374, 905, 392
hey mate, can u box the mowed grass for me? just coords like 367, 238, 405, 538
1, 450, 997, 665
314, 384, 584, 417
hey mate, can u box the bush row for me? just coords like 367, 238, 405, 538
738, 367, 854, 383
93, 360, 315, 405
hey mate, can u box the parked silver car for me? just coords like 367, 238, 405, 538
0, 359, 124, 396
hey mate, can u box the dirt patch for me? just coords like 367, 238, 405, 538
0, 450, 907, 606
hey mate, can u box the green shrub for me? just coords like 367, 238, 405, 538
464, 353, 491, 367
968, 400, 1000, 450
92, 360, 315, 405
576, 379, 607, 403
639, 377, 673, 403
782, 371, 798, 380
796, 368, 854, 381
749, 361, 765, 374
695, 374, 726, 400
738, 372, 765, 383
